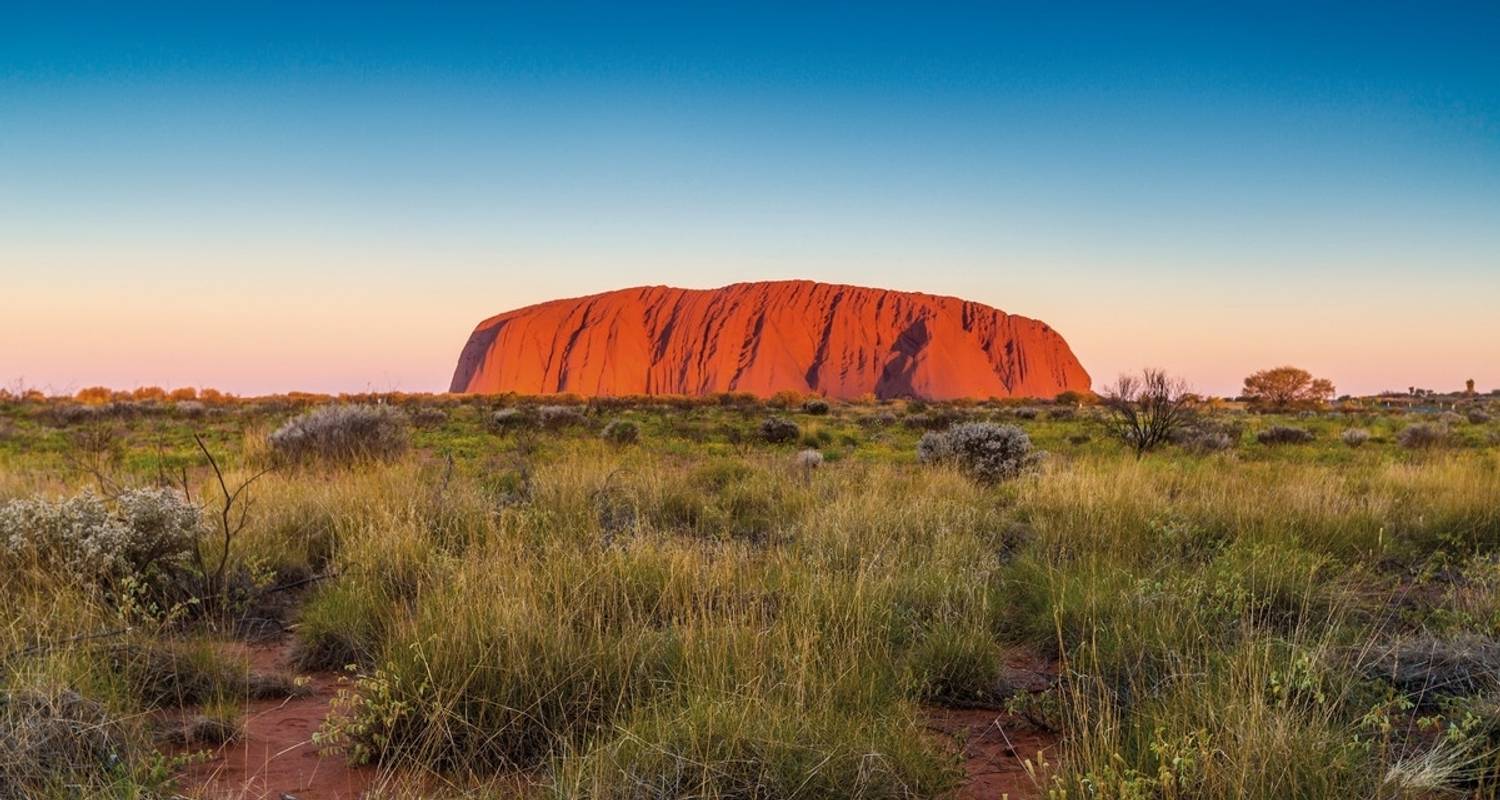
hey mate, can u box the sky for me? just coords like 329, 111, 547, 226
2, 1, 1497, 398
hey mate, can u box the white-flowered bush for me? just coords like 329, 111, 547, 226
917, 422, 1042, 483
0, 487, 201, 591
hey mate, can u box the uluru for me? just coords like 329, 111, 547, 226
449, 280, 1090, 400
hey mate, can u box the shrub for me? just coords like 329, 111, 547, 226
1469, 408, 1493, 425
767, 389, 803, 409
796, 449, 824, 472
48, 403, 99, 426
1256, 426, 1315, 445
801, 398, 831, 415
491, 407, 532, 431
268, 404, 409, 465
1438, 411, 1466, 427
1185, 431, 1235, 453
539, 405, 586, 430
917, 422, 1041, 483
172, 400, 207, 418
1101, 369, 1196, 456
0, 488, 201, 596
1399, 423, 1447, 450
759, 416, 800, 445
410, 407, 447, 428
904, 408, 960, 431
1176, 417, 1243, 453
601, 419, 640, 446
0, 688, 134, 798
1341, 428, 1372, 448
1012, 406, 1040, 420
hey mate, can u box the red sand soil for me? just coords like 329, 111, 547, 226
177, 639, 1059, 800
450, 280, 1091, 400
177, 641, 375, 800
926, 649, 1062, 800
927, 707, 1057, 800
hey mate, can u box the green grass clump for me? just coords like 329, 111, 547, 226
556, 692, 957, 799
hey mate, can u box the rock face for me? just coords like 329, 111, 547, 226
449, 281, 1090, 400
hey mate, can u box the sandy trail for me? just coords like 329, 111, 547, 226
927, 706, 1055, 800
178, 641, 374, 800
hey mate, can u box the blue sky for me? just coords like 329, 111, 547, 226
3, 2, 1497, 395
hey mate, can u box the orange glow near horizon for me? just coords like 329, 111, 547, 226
5, 256, 1495, 399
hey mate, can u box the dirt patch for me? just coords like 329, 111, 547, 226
176, 640, 375, 800
927, 706, 1056, 800
926, 649, 1061, 800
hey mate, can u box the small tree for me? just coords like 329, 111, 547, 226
1242, 366, 1335, 410
1101, 369, 1195, 457
1467, 379, 1477, 396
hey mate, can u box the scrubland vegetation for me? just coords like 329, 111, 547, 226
2, 386, 1499, 798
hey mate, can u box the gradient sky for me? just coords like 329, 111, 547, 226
3, 1, 1497, 397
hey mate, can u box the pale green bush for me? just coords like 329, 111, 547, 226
268, 404, 409, 465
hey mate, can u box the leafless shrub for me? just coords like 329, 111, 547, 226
185, 434, 273, 607
1101, 369, 1196, 457
65, 425, 124, 493
1341, 428, 1372, 448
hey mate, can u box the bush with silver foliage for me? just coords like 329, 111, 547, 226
267, 404, 409, 465
0, 487, 201, 593
917, 422, 1042, 483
